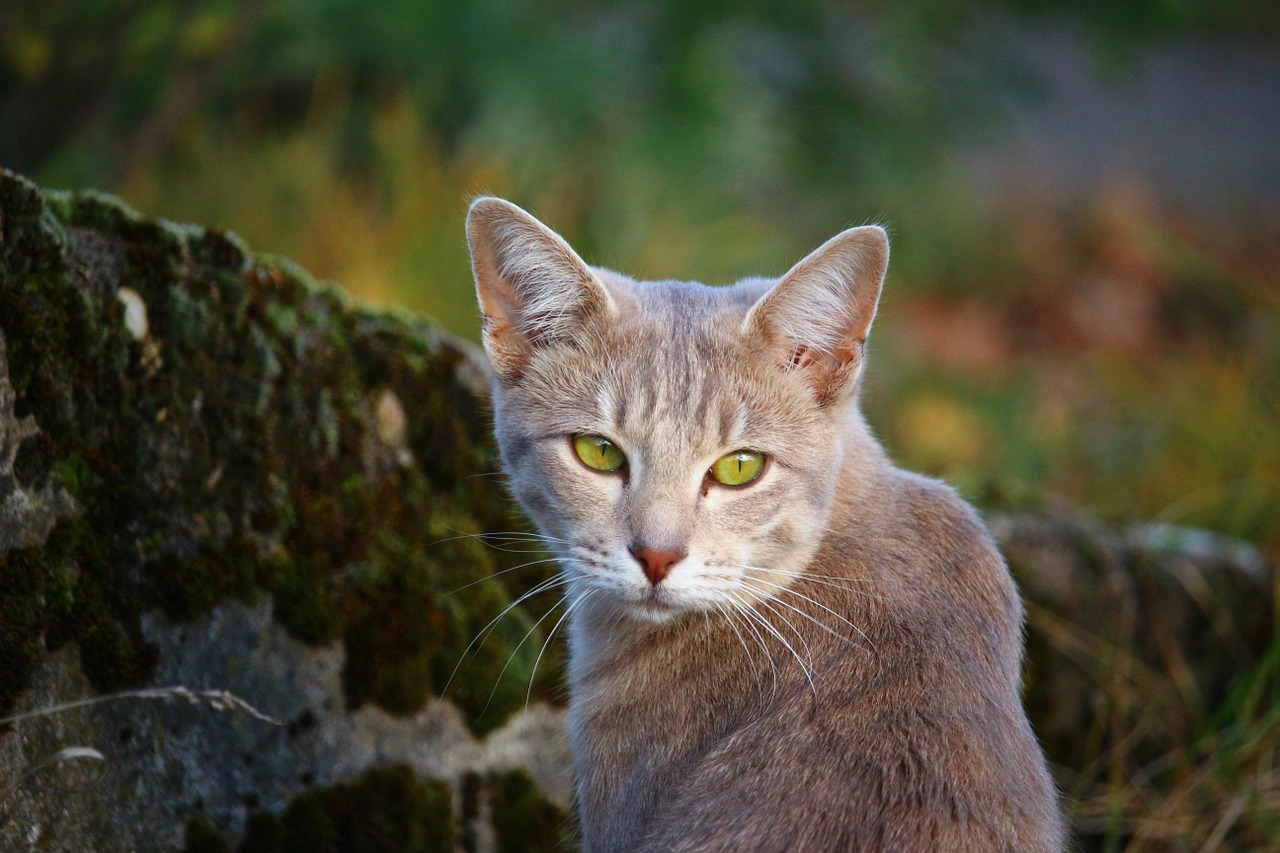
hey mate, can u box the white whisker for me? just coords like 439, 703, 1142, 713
440, 572, 571, 697
755, 595, 815, 664
733, 562, 877, 645
484, 588, 576, 713
729, 591, 817, 697
766, 568, 886, 600
445, 557, 562, 595
526, 589, 595, 707
742, 572, 875, 650
715, 602, 771, 698
757, 582, 873, 653
431, 527, 572, 550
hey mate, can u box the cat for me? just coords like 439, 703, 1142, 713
466, 197, 1065, 852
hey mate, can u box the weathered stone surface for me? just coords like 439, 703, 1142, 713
1, 600, 570, 852
0, 340, 79, 552
0, 170, 567, 851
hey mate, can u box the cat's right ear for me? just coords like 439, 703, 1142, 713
744, 225, 889, 405
467, 197, 613, 382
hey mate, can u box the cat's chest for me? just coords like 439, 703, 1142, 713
566, 610, 814, 765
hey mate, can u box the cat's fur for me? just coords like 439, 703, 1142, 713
467, 197, 1064, 852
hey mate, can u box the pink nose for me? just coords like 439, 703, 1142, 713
630, 546, 685, 586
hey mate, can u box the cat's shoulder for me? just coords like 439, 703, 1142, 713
880, 465, 1000, 557
862, 465, 1020, 627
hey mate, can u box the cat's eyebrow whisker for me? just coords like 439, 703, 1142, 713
586, 324, 627, 399
440, 572, 572, 697
444, 557, 563, 596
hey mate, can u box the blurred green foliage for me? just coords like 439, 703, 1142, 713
5, 1, 1005, 186
4, 0, 1035, 281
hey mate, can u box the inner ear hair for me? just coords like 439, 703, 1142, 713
467, 197, 612, 381
748, 225, 888, 404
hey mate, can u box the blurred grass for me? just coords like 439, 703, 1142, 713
1027, 596, 1280, 850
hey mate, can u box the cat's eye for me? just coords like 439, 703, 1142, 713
709, 450, 765, 487
573, 434, 627, 472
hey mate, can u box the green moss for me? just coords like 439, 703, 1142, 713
0, 168, 561, 733
236, 765, 453, 853
491, 769, 572, 853
185, 814, 233, 853
187, 227, 250, 275
0, 544, 48, 715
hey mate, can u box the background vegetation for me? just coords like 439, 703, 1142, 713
3, 1, 1277, 850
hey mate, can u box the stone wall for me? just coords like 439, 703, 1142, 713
0, 170, 569, 851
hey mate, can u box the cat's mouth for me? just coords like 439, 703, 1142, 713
624, 586, 689, 623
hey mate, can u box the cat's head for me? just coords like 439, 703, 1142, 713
467, 198, 887, 623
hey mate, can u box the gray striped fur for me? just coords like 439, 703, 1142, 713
467, 198, 1064, 852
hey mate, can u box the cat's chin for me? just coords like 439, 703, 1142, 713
624, 597, 688, 625
589, 590, 696, 626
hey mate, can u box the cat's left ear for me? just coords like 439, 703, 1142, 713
467, 197, 614, 383
744, 225, 888, 405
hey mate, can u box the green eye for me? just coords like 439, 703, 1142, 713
710, 450, 765, 486
573, 434, 627, 472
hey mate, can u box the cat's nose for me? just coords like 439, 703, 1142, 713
629, 545, 685, 586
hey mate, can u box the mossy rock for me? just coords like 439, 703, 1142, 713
0, 167, 559, 732
234, 765, 453, 853
491, 768, 573, 853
